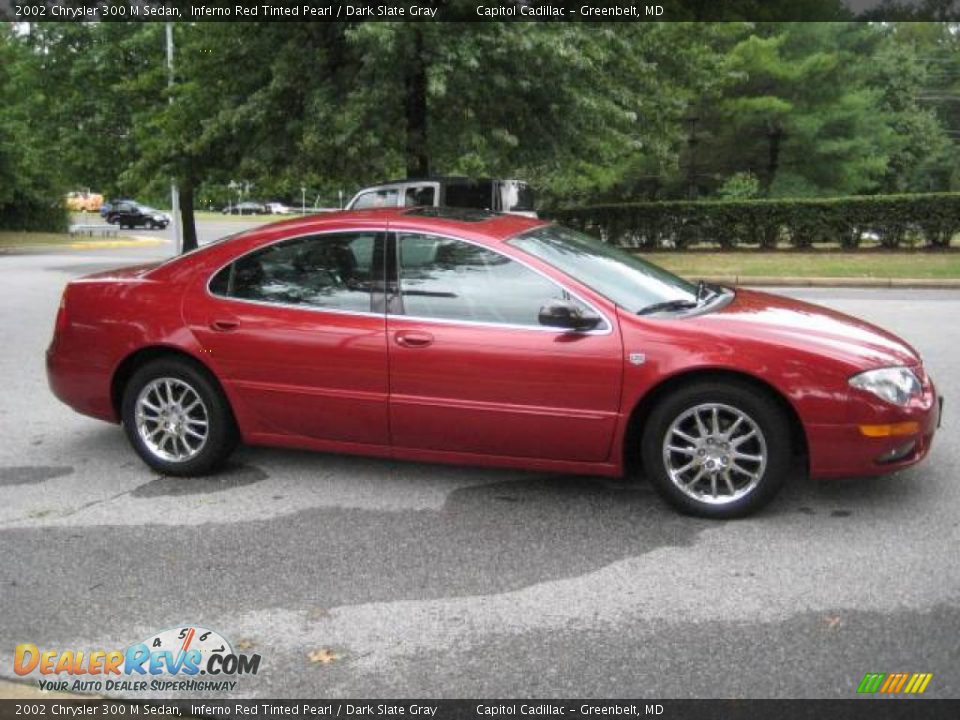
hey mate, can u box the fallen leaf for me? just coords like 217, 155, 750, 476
308, 649, 340, 665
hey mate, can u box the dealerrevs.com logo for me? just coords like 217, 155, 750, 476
14, 625, 261, 693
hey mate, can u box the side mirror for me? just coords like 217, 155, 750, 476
538, 300, 602, 332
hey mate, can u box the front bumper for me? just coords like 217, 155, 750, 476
807, 379, 940, 479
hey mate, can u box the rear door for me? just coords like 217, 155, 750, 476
185, 229, 390, 445
386, 231, 623, 462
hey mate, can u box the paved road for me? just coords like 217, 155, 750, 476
0, 230, 957, 699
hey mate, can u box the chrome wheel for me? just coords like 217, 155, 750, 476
661, 403, 767, 505
134, 377, 209, 463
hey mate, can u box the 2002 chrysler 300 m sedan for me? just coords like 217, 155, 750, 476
46, 207, 942, 518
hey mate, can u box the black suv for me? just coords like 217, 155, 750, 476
106, 202, 170, 229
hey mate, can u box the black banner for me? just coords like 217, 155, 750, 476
3, 0, 960, 23
1, 700, 959, 720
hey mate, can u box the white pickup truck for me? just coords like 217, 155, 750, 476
345, 177, 537, 217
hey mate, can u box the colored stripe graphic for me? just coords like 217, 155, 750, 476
857, 673, 885, 693
858, 672, 932, 694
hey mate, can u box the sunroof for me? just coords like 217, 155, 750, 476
403, 207, 498, 222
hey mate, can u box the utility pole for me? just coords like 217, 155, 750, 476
166, 22, 182, 254
685, 114, 700, 201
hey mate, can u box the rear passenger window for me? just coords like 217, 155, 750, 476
209, 233, 377, 313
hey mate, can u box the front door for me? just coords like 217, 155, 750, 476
387, 231, 623, 462
184, 230, 390, 445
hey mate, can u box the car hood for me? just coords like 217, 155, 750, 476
687, 288, 920, 369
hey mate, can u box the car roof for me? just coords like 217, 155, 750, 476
150, 208, 551, 281
240, 208, 548, 244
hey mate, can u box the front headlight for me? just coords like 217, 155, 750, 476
849, 366, 922, 406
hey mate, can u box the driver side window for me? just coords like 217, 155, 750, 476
395, 233, 597, 328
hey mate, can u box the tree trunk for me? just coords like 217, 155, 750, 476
404, 27, 429, 178
180, 180, 198, 253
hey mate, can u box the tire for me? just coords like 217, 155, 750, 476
640, 380, 792, 519
121, 357, 238, 476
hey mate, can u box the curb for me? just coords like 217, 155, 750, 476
0, 237, 166, 254
68, 236, 166, 251
698, 275, 960, 289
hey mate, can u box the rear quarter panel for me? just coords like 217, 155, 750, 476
49, 273, 203, 421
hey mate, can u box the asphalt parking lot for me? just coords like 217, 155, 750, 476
0, 227, 957, 699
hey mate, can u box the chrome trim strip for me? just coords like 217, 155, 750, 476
204, 225, 614, 336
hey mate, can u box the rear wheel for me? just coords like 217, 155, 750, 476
640, 381, 792, 518
121, 357, 238, 476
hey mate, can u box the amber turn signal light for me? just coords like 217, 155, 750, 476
859, 421, 920, 438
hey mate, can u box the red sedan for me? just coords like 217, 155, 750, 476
46, 208, 941, 518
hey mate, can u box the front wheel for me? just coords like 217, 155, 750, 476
640, 381, 792, 519
121, 357, 238, 476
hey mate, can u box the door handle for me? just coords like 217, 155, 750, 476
395, 331, 434, 348
210, 319, 240, 332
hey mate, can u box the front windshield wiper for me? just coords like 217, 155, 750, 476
637, 299, 700, 316
638, 281, 726, 316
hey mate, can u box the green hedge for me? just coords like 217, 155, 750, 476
548, 193, 960, 250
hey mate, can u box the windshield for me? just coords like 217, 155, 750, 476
510, 225, 698, 313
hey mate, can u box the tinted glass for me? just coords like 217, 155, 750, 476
210, 233, 377, 312
443, 180, 492, 210
510, 224, 697, 313
404, 185, 436, 207
352, 189, 399, 210
397, 233, 596, 327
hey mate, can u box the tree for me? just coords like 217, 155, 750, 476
0, 25, 67, 231
695, 23, 900, 197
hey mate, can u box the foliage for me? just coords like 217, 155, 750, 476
0, 26, 67, 231
550, 193, 960, 250
3, 19, 960, 245
716, 172, 761, 199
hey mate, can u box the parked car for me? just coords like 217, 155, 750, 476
65, 191, 104, 213
346, 177, 537, 217
100, 198, 135, 220
223, 201, 266, 215
46, 208, 940, 519
265, 202, 296, 215
106, 201, 170, 229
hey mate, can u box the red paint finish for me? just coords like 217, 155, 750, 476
47, 209, 939, 480
181, 284, 389, 445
